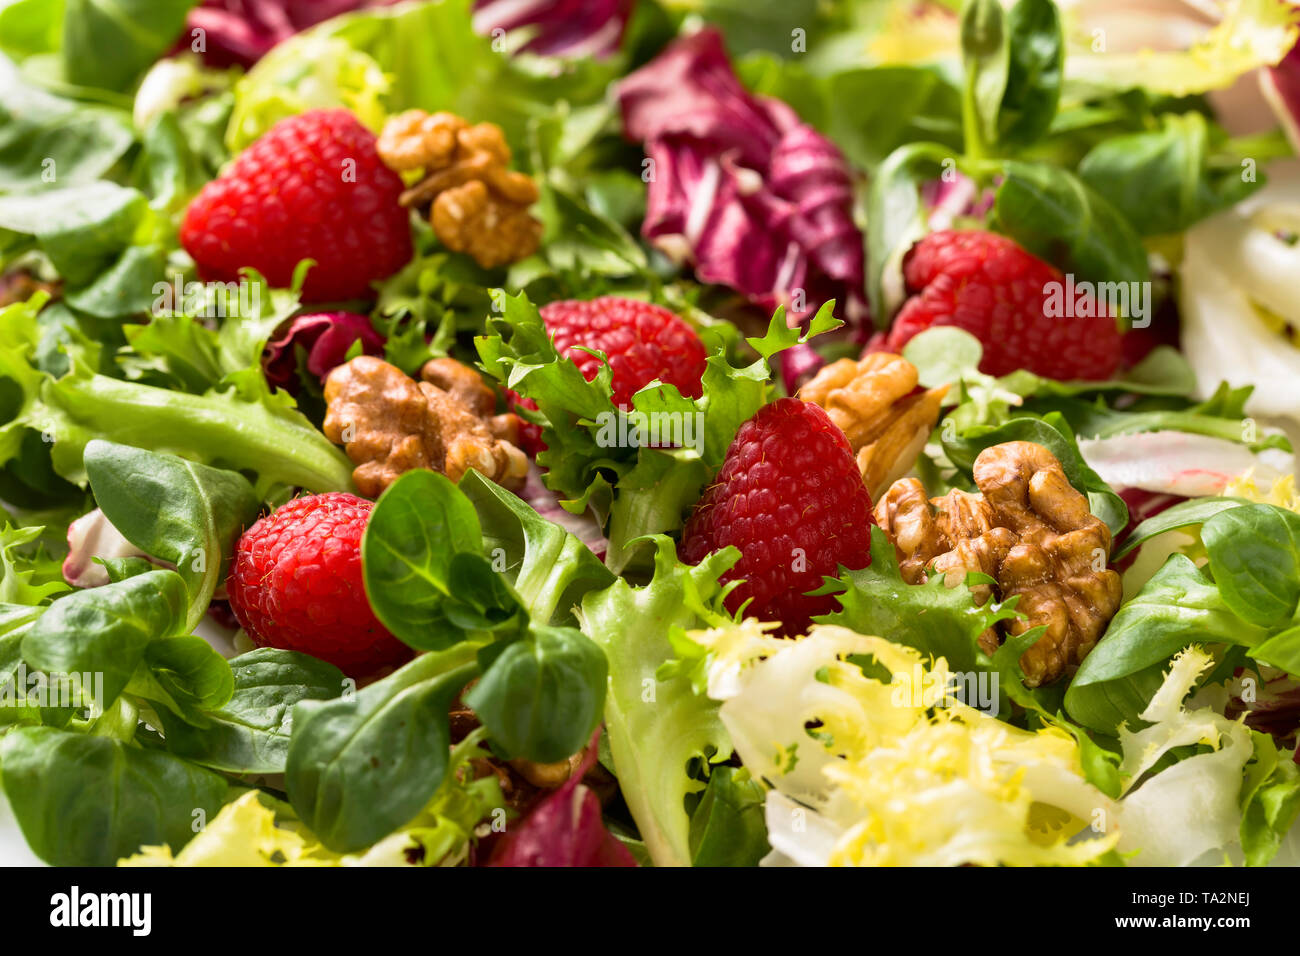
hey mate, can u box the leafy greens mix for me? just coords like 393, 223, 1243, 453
0, 0, 1299, 869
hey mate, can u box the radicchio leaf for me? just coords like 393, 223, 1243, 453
62, 509, 153, 589
920, 173, 996, 231
262, 311, 384, 392
471, 0, 634, 59
616, 29, 867, 327
185, 0, 401, 67
487, 731, 637, 867
1264, 33, 1300, 152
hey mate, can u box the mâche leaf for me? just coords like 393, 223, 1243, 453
1066, 555, 1266, 732
21, 568, 189, 711
285, 642, 480, 853
990, 160, 1150, 290
0, 725, 228, 867
465, 624, 607, 763
1201, 504, 1300, 629
83, 440, 259, 632
361, 469, 487, 650
160, 648, 344, 774
1078, 112, 1265, 236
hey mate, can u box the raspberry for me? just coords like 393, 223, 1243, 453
539, 297, 708, 408
883, 230, 1122, 380
507, 391, 546, 457
680, 398, 873, 636
226, 492, 410, 676
181, 109, 413, 303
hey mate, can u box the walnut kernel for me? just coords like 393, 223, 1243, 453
874, 441, 1122, 686
323, 355, 528, 497
376, 110, 541, 269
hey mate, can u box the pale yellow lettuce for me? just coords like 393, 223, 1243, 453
687, 622, 1254, 867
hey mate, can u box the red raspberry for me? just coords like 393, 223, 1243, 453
507, 391, 546, 458
679, 398, 873, 636
226, 493, 410, 676
883, 230, 1122, 380
539, 297, 708, 408
180, 109, 413, 303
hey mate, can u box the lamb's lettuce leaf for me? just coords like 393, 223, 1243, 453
61, 0, 197, 93
0, 723, 229, 867
960, 0, 1063, 158
123, 730, 503, 866
1114, 496, 1248, 560
989, 160, 1150, 290
21, 568, 190, 712
293, 467, 611, 851
156, 648, 344, 775
0, 56, 135, 191
83, 440, 258, 632
1078, 112, 1274, 237
1067, 504, 1300, 733
285, 641, 480, 853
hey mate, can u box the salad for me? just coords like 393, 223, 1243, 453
0, 0, 1299, 870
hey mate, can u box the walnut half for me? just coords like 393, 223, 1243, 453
874, 440, 1122, 687
376, 110, 542, 269
323, 355, 528, 498
799, 352, 947, 500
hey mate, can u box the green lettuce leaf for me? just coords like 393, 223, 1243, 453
58, 0, 197, 93
477, 292, 840, 571
1065, 555, 1258, 733
578, 537, 741, 867
226, 34, 389, 152
1240, 731, 1300, 867
817, 524, 1014, 672
4, 273, 355, 495
156, 648, 344, 775
1078, 112, 1270, 237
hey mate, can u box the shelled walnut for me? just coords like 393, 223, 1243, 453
376, 110, 542, 268
799, 352, 947, 500
323, 355, 528, 497
874, 441, 1122, 687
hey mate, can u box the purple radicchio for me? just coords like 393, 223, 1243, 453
471, 0, 634, 59
262, 311, 385, 393
63, 510, 155, 589
184, 0, 401, 67
1264, 32, 1300, 153
616, 28, 867, 331
920, 172, 997, 232
486, 732, 637, 867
